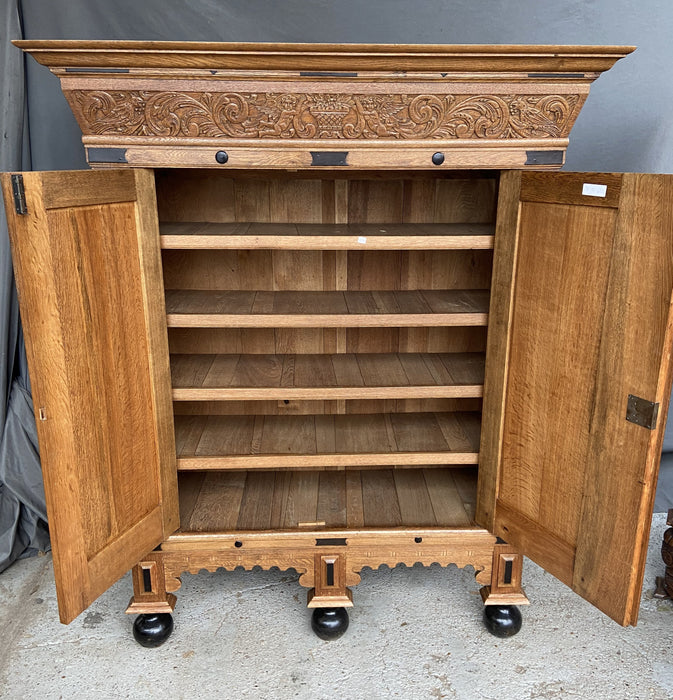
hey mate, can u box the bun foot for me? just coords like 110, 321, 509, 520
311, 607, 349, 640
483, 605, 522, 638
132, 613, 174, 647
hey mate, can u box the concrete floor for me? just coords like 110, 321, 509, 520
1, 515, 672, 699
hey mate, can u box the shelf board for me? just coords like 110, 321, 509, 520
171, 352, 485, 400
160, 222, 495, 250
178, 467, 477, 532
165, 289, 490, 328
175, 411, 480, 470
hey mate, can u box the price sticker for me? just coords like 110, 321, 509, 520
582, 183, 608, 198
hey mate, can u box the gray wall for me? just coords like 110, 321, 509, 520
18, 0, 673, 174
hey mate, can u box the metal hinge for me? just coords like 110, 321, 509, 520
11, 174, 27, 215
525, 150, 564, 166
626, 394, 659, 430
310, 151, 349, 167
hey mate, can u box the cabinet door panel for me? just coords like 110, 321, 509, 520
480, 171, 673, 625
1, 169, 178, 623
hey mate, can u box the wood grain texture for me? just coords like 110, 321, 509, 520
132, 170, 179, 537
70, 88, 584, 141
494, 500, 575, 588
476, 170, 521, 530
168, 326, 487, 356
170, 352, 484, 400
480, 543, 529, 606
178, 467, 477, 531
1, 170, 177, 623
160, 221, 495, 250
492, 171, 673, 626
174, 411, 481, 469
162, 248, 493, 294
164, 289, 490, 327
173, 398, 480, 418
41, 169, 137, 209
11, 41, 655, 628
519, 171, 622, 208
126, 551, 177, 615
495, 180, 618, 572
573, 174, 673, 625
17, 42, 630, 170
158, 525, 497, 601
16, 40, 634, 72
499, 200, 617, 544
88, 144, 571, 171
156, 173, 498, 226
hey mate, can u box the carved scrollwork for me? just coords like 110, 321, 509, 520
70, 89, 580, 140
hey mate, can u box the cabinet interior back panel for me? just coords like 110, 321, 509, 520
162, 250, 493, 292
167, 327, 488, 355
155, 171, 498, 225
178, 467, 478, 531
172, 398, 483, 416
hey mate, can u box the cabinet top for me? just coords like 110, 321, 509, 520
15, 41, 635, 172
14, 40, 634, 73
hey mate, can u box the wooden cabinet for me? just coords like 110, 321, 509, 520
4, 41, 673, 644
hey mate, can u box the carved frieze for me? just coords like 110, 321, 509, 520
70, 89, 581, 140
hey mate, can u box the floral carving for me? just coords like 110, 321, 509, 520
70, 89, 580, 140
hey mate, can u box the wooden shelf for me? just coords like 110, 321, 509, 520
165, 289, 490, 328
175, 411, 480, 470
178, 467, 477, 532
160, 222, 495, 250
171, 352, 485, 401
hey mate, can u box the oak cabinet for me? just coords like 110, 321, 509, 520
3, 41, 672, 643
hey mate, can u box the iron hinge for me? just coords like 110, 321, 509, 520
310, 151, 349, 167
11, 174, 27, 215
626, 394, 659, 430
525, 150, 564, 166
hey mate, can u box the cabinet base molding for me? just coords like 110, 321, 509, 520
151, 528, 496, 610
480, 587, 529, 607
125, 597, 177, 615
307, 588, 354, 609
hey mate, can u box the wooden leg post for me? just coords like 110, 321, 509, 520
126, 551, 177, 615
308, 551, 352, 640
307, 552, 353, 608
480, 543, 529, 607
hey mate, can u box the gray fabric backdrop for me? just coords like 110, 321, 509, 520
1, 0, 672, 569
0, 0, 49, 573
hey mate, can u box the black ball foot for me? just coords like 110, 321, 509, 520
483, 605, 522, 637
311, 607, 349, 640
132, 613, 174, 647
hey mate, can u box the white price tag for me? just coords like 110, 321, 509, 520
357, 236, 367, 244
582, 183, 608, 198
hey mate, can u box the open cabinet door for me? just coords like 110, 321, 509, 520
1, 169, 178, 623
478, 171, 673, 625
